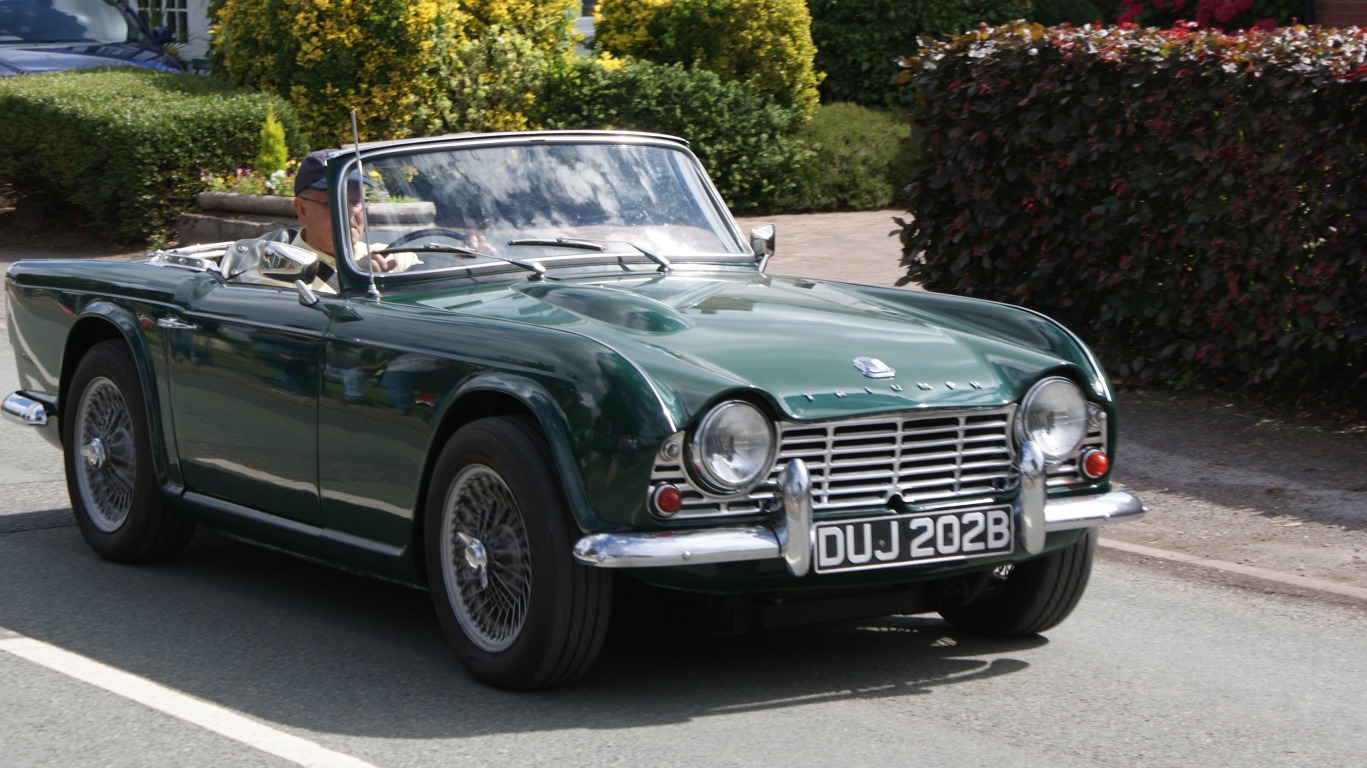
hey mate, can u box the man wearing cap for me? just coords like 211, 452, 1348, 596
243, 150, 418, 292
285, 149, 422, 286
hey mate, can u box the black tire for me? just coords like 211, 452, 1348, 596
424, 416, 612, 690
938, 528, 1096, 637
63, 340, 195, 563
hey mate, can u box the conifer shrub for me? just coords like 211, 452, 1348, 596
253, 110, 289, 175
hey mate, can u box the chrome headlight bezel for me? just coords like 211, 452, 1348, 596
687, 400, 776, 497
1015, 376, 1090, 463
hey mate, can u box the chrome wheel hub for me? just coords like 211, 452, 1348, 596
458, 531, 490, 590
82, 438, 107, 469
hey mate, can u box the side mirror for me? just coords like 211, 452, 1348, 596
152, 26, 175, 45
750, 224, 776, 272
260, 241, 320, 283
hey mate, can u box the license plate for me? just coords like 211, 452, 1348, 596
813, 506, 1014, 574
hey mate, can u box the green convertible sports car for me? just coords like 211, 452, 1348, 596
4, 130, 1143, 689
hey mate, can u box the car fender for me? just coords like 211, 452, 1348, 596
438, 350, 678, 534
64, 299, 185, 495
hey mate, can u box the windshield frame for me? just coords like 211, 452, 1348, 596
323, 131, 756, 292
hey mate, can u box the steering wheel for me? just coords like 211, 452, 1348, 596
386, 228, 470, 248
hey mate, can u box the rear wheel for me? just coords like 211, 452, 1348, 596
938, 529, 1096, 636
425, 416, 612, 690
64, 340, 195, 562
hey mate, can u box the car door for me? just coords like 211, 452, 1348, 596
162, 272, 329, 525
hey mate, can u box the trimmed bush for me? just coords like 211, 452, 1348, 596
593, 0, 821, 119
808, 0, 1034, 109
772, 103, 916, 213
0, 69, 305, 245
899, 22, 1367, 412
532, 56, 809, 212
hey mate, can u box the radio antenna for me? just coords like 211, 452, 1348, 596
349, 107, 380, 299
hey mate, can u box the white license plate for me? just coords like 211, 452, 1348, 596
813, 506, 1014, 574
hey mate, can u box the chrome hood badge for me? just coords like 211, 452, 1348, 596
852, 357, 896, 379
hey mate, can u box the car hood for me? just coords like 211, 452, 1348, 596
0, 42, 180, 75
415, 272, 1081, 422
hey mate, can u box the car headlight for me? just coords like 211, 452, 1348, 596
1015, 377, 1088, 462
689, 400, 776, 495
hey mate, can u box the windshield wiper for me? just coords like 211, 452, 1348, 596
506, 236, 672, 273
370, 243, 548, 280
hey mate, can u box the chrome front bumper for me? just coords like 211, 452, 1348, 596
3, 391, 54, 428
572, 447, 1145, 578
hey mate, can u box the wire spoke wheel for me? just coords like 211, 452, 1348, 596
74, 377, 137, 533
441, 465, 532, 653
63, 340, 195, 563
425, 416, 612, 690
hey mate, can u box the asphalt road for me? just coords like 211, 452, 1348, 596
2, 212, 1365, 766
3, 523, 1365, 768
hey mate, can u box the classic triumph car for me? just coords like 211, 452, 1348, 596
4, 130, 1143, 689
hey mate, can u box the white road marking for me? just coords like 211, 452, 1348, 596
0, 626, 380, 768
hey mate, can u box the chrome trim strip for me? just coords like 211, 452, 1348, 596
573, 486, 1145, 571
3, 392, 53, 428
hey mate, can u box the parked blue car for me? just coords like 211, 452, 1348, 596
0, 0, 183, 75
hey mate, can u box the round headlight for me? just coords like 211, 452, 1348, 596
689, 401, 775, 495
1016, 377, 1089, 462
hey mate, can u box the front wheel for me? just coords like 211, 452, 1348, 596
63, 340, 195, 562
424, 416, 612, 690
938, 529, 1096, 637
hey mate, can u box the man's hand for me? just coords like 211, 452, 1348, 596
364, 253, 398, 272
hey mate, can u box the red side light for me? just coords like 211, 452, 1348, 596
1082, 450, 1110, 479
652, 484, 683, 516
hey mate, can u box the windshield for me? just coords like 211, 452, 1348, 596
338, 139, 750, 281
0, 0, 149, 44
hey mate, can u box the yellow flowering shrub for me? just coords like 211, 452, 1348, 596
460, 0, 580, 49
214, 0, 580, 146
214, 0, 469, 146
593, 0, 669, 53
593, 0, 821, 120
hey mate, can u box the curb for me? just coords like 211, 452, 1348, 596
1100, 537, 1367, 603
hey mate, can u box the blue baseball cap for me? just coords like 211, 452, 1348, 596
293, 150, 370, 195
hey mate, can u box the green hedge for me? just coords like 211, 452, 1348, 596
0, 69, 305, 244
899, 23, 1367, 413
533, 57, 810, 213
771, 103, 916, 213
808, 0, 1035, 109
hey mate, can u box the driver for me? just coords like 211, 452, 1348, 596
280, 149, 423, 282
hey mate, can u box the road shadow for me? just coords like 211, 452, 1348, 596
0, 527, 1047, 740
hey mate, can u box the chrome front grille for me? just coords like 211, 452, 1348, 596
780, 407, 1016, 511
650, 405, 1081, 519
